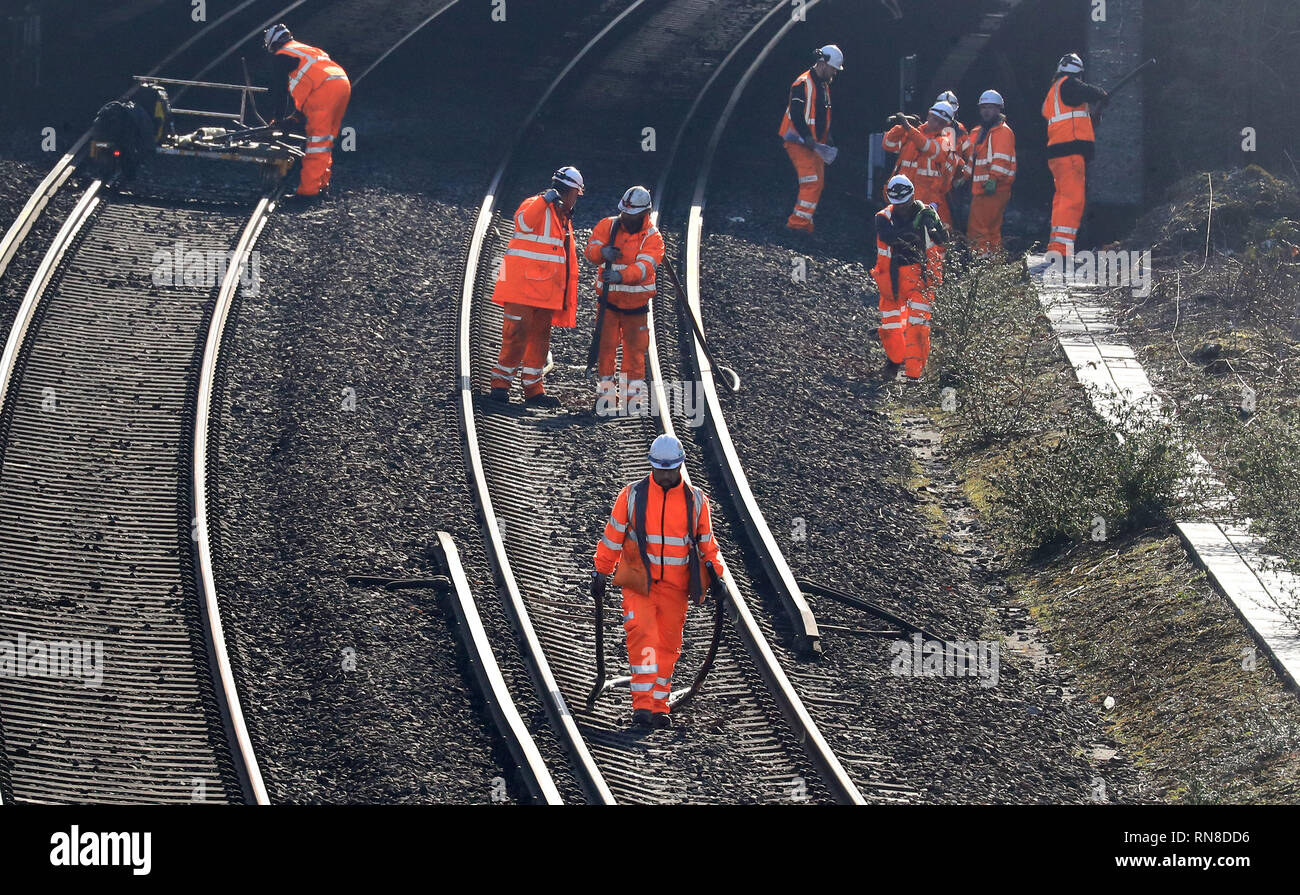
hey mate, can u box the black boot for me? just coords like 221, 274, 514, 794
632, 708, 652, 728
524, 392, 562, 410
650, 712, 672, 729
881, 360, 903, 381
487, 387, 509, 404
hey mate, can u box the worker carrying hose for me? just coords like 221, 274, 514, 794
872, 175, 947, 382
1042, 52, 1107, 258
488, 166, 584, 409
778, 44, 844, 233
263, 24, 351, 197
967, 89, 1017, 255
592, 435, 726, 728
882, 101, 961, 227
584, 186, 664, 410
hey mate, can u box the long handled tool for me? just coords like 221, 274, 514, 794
660, 254, 741, 393
241, 56, 268, 127
585, 219, 621, 378
1093, 57, 1156, 127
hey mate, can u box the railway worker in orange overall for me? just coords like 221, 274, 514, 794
882, 101, 961, 227
872, 175, 947, 382
778, 44, 844, 233
967, 89, 1017, 256
1042, 52, 1108, 259
488, 166, 584, 409
934, 90, 973, 185
593, 435, 726, 729
264, 24, 351, 197
584, 186, 664, 410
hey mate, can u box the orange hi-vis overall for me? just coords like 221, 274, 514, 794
490, 193, 578, 397
1042, 75, 1095, 257
584, 216, 665, 399
883, 125, 958, 226
594, 475, 725, 714
275, 40, 350, 196
967, 118, 1017, 254
778, 69, 831, 232
873, 204, 944, 379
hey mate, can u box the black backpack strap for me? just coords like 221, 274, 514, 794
631, 476, 654, 595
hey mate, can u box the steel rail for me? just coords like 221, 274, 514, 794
645, 0, 863, 804
456, 0, 658, 807
192, 192, 280, 805
435, 532, 564, 805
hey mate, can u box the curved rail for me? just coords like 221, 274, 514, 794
435, 532, 563, 804
192, 192, 279, 804
456, 0, 656, 807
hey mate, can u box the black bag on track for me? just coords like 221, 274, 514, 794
90, 95, 160, 177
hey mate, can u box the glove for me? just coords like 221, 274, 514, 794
591, 571, 607, 600
600, 246, 619, 263
982, 178, 998, 195
913, 205, 941, 231
542, 188, 560, 204
601, 269, 623, 285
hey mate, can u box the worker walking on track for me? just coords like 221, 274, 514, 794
967, 90, 1017, 255
882, 101, 961, 227
1042, 52, 1108, 258
488, 166, 584, 409
872, 175, 947, 382
593, 435, 726, 728
264, 24, 351, 197
585, 186, 664, 410
778, 44, 844, 233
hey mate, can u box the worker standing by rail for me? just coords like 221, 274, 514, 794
592, 435, 726, 728
967, 90, 1017, 255
488, 166, 584, 408
872, 175, 947, 382
585, 186, 664, 411
882, 102, 961, 227
263, 24, 351, 197
778, 45, 844, 234
1042, 52, 1107, 259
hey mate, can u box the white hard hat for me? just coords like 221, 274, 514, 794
552, 165, 585, 195
1057, 52, 1084, 74
978, 89, 1005, 107
648, 434, 686, 470
618, 185, 652, 215
936, 90, 959, 110
928, 101, 956, 124
816, 44, 845, 71
264, 23, 292, 52
886, 175, 915, 205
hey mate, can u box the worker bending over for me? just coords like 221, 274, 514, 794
1042, 52, 1107, 258
593, 435, 726, 728
967, 90, 1017, 255
778, 45, 844, 233
883, 102, 961, 227
264, 24, 350, 197
488, 166, 584, 409
873, 175, 947, 382
585, 186, 664, 410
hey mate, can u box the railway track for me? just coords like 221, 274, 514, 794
0, 0, 570, 805
458, 0, 866, 804
667, 2, 921, 801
